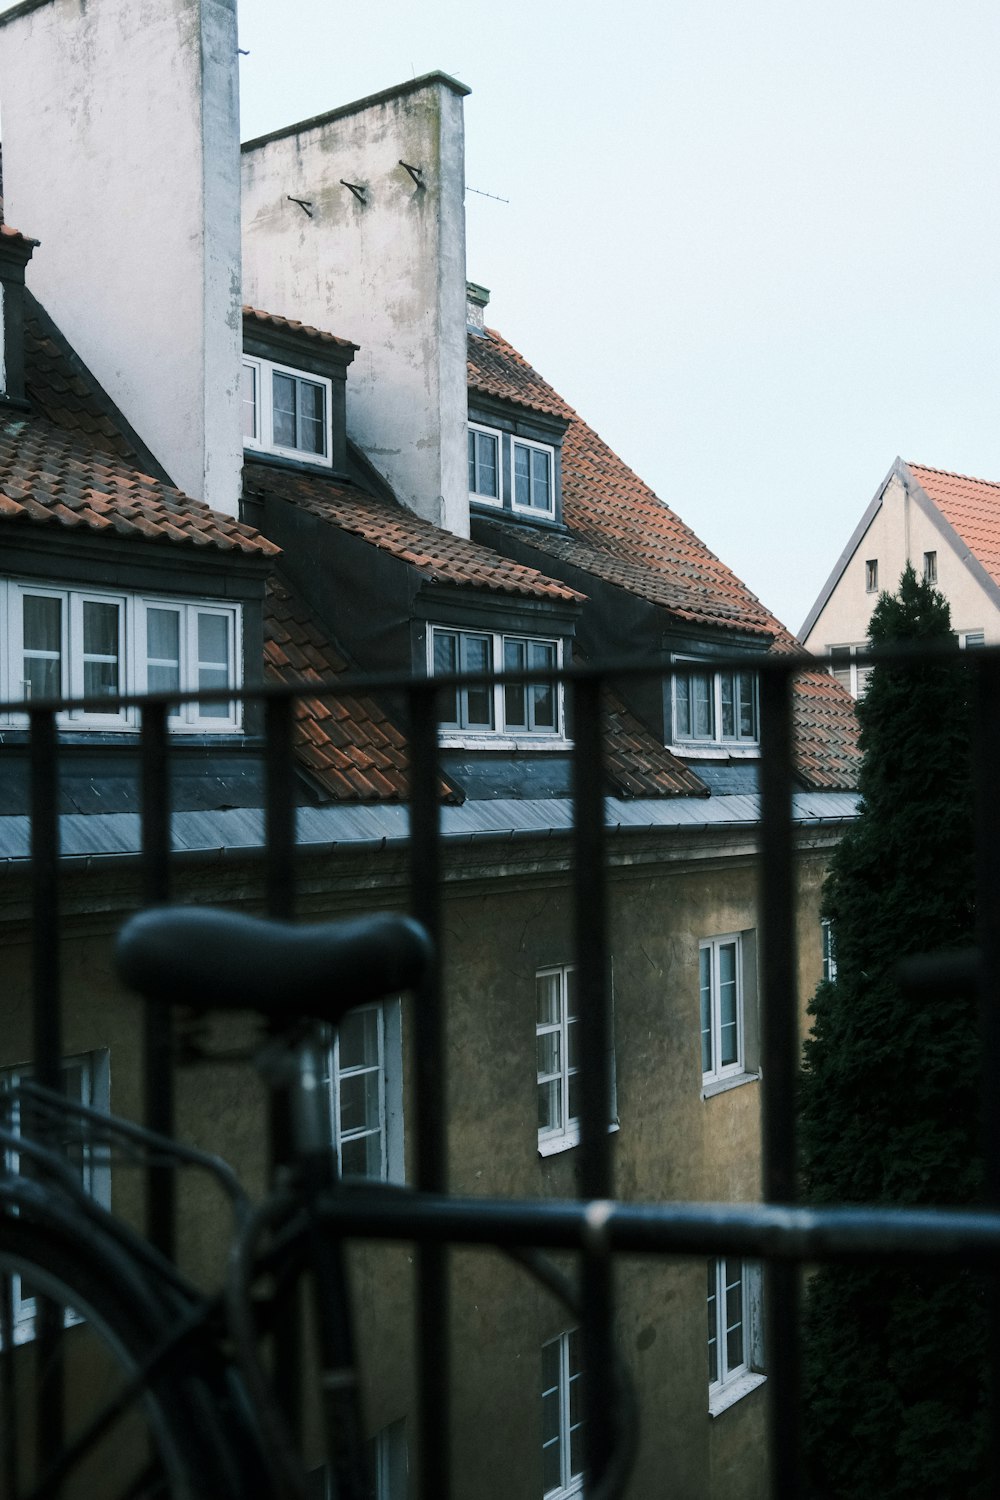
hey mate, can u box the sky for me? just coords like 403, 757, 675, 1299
11, 0, 998, 636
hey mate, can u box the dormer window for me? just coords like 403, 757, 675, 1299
672, 660, 759, 750
243, 356, 332, 467
429, 626, 566, 745
0, 580, 242, 731
467, 414, 562, 523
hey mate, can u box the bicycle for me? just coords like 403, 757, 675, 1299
0, 905, 637, 1500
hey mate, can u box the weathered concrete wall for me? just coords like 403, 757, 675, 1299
241, 74, 470, 537
0, 0, 244, 517
0, 826, 838, 1498
803, 468, 1000, 655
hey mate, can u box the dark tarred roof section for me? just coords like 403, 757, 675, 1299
265, 571, 458, 803
0, 305, 278, 558
469, 329, 779, 637
243, 305, 359, 353
245, 460, 583, 604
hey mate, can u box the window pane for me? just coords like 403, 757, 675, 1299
725, 1260, 745, 1370
566, 1017, 579, 1072
529, 639, 557, 729
22, 595, 62, 700
298, 379, 326, 456
514, 443, 530, 506
675, 675, 691, 738
536, 972, 561, 1027
242, 363, 257, 439
530, 447, 552, 510
470, 430, 498, 498
538, 1077, 561, 1132
82, 600, 120, 698
433, 631, 460, 726
692, 671, 713, 738
504, 637, 527, 728
197, 613, 231, 718
147, 609, 181, 695
719, 942, 738, 1067
340, 1132, 382, 1178
272, 372, 298, 448
739, 672, 756, 738
707, 1261, 719, 1384
462, 634, 493, 728
338, 1070, 381, 1135
565, 968, 578, 1024
537, 1032, 561, 1079
339, 1008, 380, 1071
720, 672, 735, 737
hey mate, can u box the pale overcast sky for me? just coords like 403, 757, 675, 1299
7, 0, 997, 636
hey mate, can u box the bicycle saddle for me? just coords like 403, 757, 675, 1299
116, 906, 433, 1027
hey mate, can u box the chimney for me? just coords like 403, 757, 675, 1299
0, 0, 243, 517
466, 281, 490, 335
242, 73, 471, 538
0, 224, 37, 406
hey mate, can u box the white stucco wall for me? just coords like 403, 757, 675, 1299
0, 0, 243, 518
802, 469, 1000, 654
241, 74, 470, 537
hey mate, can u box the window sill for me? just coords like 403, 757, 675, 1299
701, 1071, 759, 1100
438, 733, 572, 753
670, 744, 760, 760
538, 1122, 619, 1158
709, 1372, 766, 1418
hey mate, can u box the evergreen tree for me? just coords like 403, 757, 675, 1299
799, 565, 986, 1499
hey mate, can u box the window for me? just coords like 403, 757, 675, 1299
468, 424, 501, 504
672, 662, 759, 748
828, 644, 871, 700
865, 559, 878, 593
308, 1420, 408, 1499
0, 1051, 110, 1343
542, 1330, 583, 1500
322, 1000, 403, 1183
707, 1258, 765, 1414
429, 627, 565, 744
512, 438, 553, 515
962, 631, 985, 650
923, 551, 938, 585
821, 919, 837, 983
0, 582, 241, 731
700, 934, 744, 1085
536, 965, 617, 1156
243, 356, 332, 466
466, 422, 557, 519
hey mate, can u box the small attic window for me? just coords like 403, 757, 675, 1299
467, 420, 560, 522
243, 357, 332, 468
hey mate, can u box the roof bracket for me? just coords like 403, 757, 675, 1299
399, 160, 425, 188
286, 195, 314, 218
340, 180, 368, 205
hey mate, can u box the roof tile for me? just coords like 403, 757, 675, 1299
908, 462, 1000, 591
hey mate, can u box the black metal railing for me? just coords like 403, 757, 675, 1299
8, 645, 1000, 1499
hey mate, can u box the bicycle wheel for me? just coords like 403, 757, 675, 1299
0, 1193, 269, 1500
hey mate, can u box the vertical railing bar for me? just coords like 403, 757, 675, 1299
262, 693, 302, 1438
139, 702, 174, 1259
1, 1271, 15, 1497
972, 655, 1000, 1492
571, 674, 615, 1494
758, 663, 802, 1500
408, 682, 449, 1500
29, 706, 64, 1475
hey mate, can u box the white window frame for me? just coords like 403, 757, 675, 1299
700, 934, 744, 1086
511, 436, 555, 518
671, 659, 759, 755
0, 1050, 111, 1344
827, 644, 871, 700
923, 550, 938, 585
323, 999, 404, 1184
962, 630, 986, 650
536, 963, 617, 1157
707, 1257, 765, 1415
428, 626, 568, 749
0, 581, 242, 732
242, 355, 333, 468
541, 1329, 583, 1500
468, 422, 503, 506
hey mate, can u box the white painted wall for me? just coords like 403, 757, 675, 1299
241, 74, 470, 537
802, 469, 1000, 655
0, 0, 243, 517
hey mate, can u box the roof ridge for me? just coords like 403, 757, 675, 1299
907, 460, 1000, 490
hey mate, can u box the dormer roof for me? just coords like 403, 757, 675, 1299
243, 305, 359, 354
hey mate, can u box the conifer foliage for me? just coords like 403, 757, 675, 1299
799, 565, 986, 1498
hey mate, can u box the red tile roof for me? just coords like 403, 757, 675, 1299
907, 462, 1000, 589
790, 667, 861, 790
469, 330, 779, 637
243, 306, 359, 352
265, 571, 458, 803
245, 461, 583, 603
601, 682, 709, 797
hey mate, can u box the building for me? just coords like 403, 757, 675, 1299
800, 457, 1000, 691
0, 2, 859, 1496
